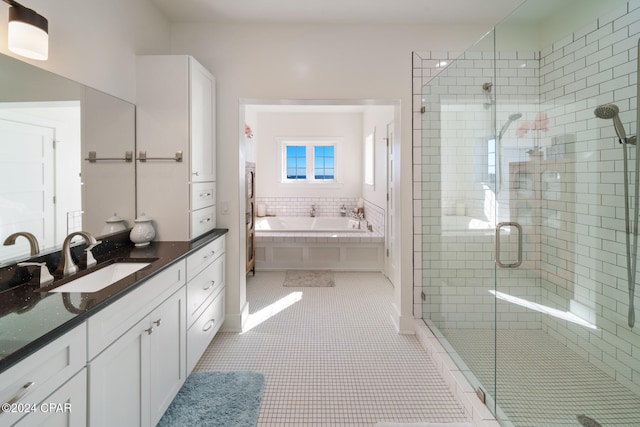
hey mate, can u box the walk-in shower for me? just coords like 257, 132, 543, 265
417, 0, 640, 425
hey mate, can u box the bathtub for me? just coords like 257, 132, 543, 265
255, 216, 367, 232
254, 216, 383, 271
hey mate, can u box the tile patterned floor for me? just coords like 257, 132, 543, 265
444, 329, 640, 426
195, 271, 470, 426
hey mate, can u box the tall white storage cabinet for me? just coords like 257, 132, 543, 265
136, 55, 216, 241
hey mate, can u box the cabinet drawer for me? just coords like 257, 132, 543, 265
0, 324, 86, 426
14, 368, 87, 427
187, 289, 224, 372
191, 182, 215, 210
87, 260, 186, 360
191, 206, 216, 239
186, 255, 225, 327
186, 236, 225, 280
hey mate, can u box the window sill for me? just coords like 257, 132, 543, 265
278, 181, 344, 189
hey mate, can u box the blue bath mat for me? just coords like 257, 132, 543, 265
157, 370, 265, 427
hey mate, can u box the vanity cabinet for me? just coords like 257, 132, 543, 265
185, 235, 226, 372
0, 324, 86, 427
1, 233, 227, 426
87, 261, 187, 427
136, 55, 216, 241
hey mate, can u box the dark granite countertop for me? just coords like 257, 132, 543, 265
0, 228, 228, 374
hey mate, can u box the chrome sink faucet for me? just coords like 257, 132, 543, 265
3, 231, 40, 256
54, 231, 102, 278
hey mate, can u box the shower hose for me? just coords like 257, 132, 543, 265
622, 138, 639, 328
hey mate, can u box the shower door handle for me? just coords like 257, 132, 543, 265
495, 222, 523, 268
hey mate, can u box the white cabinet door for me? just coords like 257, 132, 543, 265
149, 289, 186, 426
88, 318, 149, 427
88, 287, 186, 427
189, 57, 215, 183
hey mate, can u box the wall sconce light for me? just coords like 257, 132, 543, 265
2, 0, 48, 60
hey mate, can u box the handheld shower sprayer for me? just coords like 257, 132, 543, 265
594, 103, 638, 328
594, 103, 634, 144
498, 113, 523, 140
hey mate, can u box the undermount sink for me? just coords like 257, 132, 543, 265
49, 262, 151, 293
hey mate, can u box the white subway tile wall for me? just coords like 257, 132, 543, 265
414, 0, 640, 410
537, 1, 640, 397
257, 197, 359, 217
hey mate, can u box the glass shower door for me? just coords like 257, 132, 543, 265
420, 27, 501, 414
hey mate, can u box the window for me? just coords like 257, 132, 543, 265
280, 138, 341, 184
286, 145, 307, 179
313, 145, 334, 180
364, 132, 374, 187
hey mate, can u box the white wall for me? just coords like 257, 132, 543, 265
255, 111, 363, 198
0, 0, 170, 102
169, 22, 490, 332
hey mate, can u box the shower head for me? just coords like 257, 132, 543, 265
498, 112, 522, 140
594, 103, 620, 119
594, 103, 627, 141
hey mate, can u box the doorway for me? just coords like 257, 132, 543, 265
240, 99, 397, 277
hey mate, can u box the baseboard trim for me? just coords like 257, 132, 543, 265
222, 301, 250, 333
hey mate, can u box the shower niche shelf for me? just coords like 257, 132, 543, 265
509, 158, 574, 229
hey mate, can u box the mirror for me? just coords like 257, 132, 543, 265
0, 53, 136, 266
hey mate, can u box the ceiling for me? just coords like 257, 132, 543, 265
149, 0, 525, 25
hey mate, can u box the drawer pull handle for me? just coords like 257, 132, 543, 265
2, 382, 35, 410
203, 319, 215, 332
200, 217, 212, 224
203, 250, 215, 260
145, 327, 154, 335
200, 192, 212, 198
153, 318, 162, 327
204, 280, 215, 290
